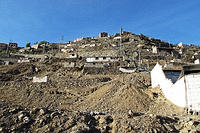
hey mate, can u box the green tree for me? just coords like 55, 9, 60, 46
26, 42, 31, 47
39, 41, 48, 45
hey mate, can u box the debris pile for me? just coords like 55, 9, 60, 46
0, 61, 200, 132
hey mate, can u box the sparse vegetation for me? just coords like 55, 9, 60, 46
26, 42, 31, 48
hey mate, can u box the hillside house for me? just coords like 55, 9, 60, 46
99, 32, 108, 38
114, 36, 121, 40
66, 53, 78, 59
0, 43, 8, 50
18, 57, 31, 63
178, 42, 183, 48
193, 53, 200, 64
152, 45, 178, 56
79, 44, 95, 49
84, 62, 105, 68
31, 43, 40, 49
151, 63, 200, 113
63, 62, 76, 68
86, 57, 120, 63
58, 43, 67, 49
61, 48, 74, 53
194, 59, 200, 64
152, 46, 158, 54
19, 47, 32, 53
9, 42, 18, 49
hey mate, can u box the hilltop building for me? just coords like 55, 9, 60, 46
0, 43, 8, 50
9, 42, 18, 49
99, 32, 108, 38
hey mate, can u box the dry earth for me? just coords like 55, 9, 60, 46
0, 62, 200, 132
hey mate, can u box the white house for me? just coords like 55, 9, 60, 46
114, 36, 121, 40
31, 43, 40, 49
33, 76, 48, 83
152, 46, 158, 54
18, 58, 31, 63
194, 59, 200, 64
178, 42, 183, 48
86, 57, 119, 63
151, 63, 200, 113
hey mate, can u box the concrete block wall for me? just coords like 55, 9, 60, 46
151, 63, 186, 108
167, 77, 186, 107
152, 63, 200, 111
185, 74, 200, 111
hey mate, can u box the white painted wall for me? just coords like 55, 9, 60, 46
151, 63, 200, 111
33, 76, 48, 83
185, 74, 200, 111
86, 57, 119, 63
18, 58, 30, 63
194, 59, 200, 64
152, 46, 158, 54
151, 63, 185, 107
119, 67, 136, 73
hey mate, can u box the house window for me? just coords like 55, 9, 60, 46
95, 57, 99, 60
103, 57, 106, 60
93, 63, 96, 65
72, 54, 75, 56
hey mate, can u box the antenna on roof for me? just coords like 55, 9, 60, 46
61, 35, 64, 43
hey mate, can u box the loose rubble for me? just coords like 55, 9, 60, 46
0, 60, 200, 132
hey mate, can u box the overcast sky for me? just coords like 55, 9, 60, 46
0, 0, 200, 47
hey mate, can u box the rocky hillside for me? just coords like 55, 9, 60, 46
1, 60, 200, 132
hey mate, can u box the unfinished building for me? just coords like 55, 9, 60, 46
151, 63, 200, 114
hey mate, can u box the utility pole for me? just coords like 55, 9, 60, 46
6, 45, 9, 54
120, 27, 124, 61
119, 27, 123, 67
59, 35, 64, 53
43, 45, 45, 54
120, 27, 123, 51
138, 49, 141, 67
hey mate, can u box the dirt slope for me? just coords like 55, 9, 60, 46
0, 62, 198, 132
